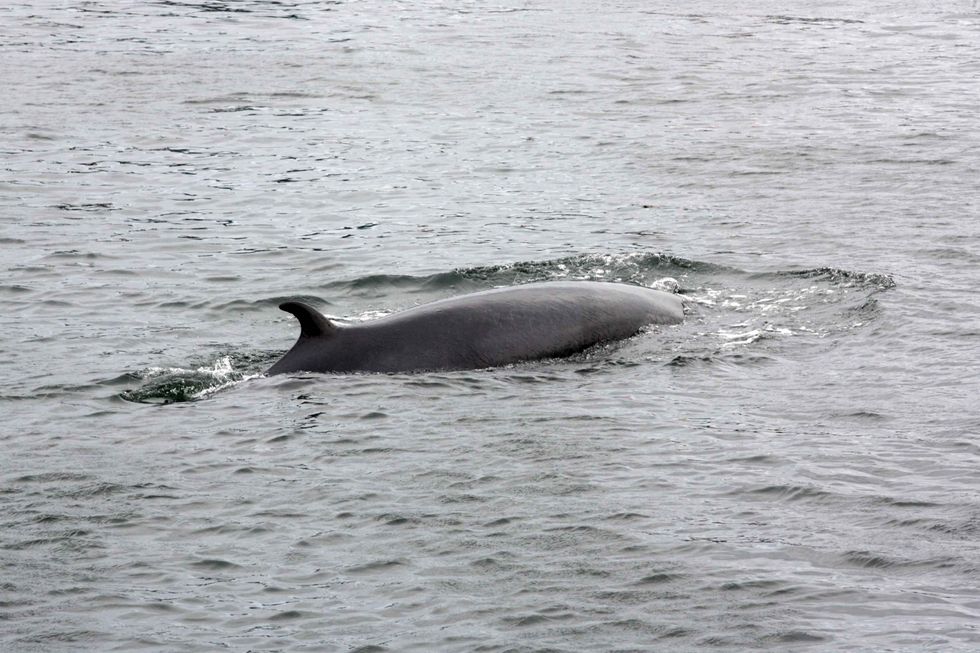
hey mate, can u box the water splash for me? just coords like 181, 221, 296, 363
120, 354, 264, 405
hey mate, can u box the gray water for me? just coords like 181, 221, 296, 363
2, 1, 979, 650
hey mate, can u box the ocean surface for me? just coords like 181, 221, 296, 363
2, 1, 979, 650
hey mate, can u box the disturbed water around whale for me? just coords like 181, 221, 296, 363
2, 1, 979, 651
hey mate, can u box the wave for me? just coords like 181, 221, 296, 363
316, 252, 734, 297
768, 267, 895, 291
306, 254, 893, 299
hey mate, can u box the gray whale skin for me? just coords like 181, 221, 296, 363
266, 281, 683, 375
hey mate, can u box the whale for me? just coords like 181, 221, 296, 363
266, 281, 684, 375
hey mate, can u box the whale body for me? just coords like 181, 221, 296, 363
266, 281, 683, 375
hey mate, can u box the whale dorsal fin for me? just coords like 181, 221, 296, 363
279, 301, 337, 339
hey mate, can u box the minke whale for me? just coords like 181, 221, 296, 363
266, 281, 683, 375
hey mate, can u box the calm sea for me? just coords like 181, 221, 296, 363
2, 1, 978, 650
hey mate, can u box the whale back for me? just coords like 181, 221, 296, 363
267, 282, 683, 375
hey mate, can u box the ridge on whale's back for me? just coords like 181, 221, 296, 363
267, 281, 684, 375
369, 280, 685, 324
